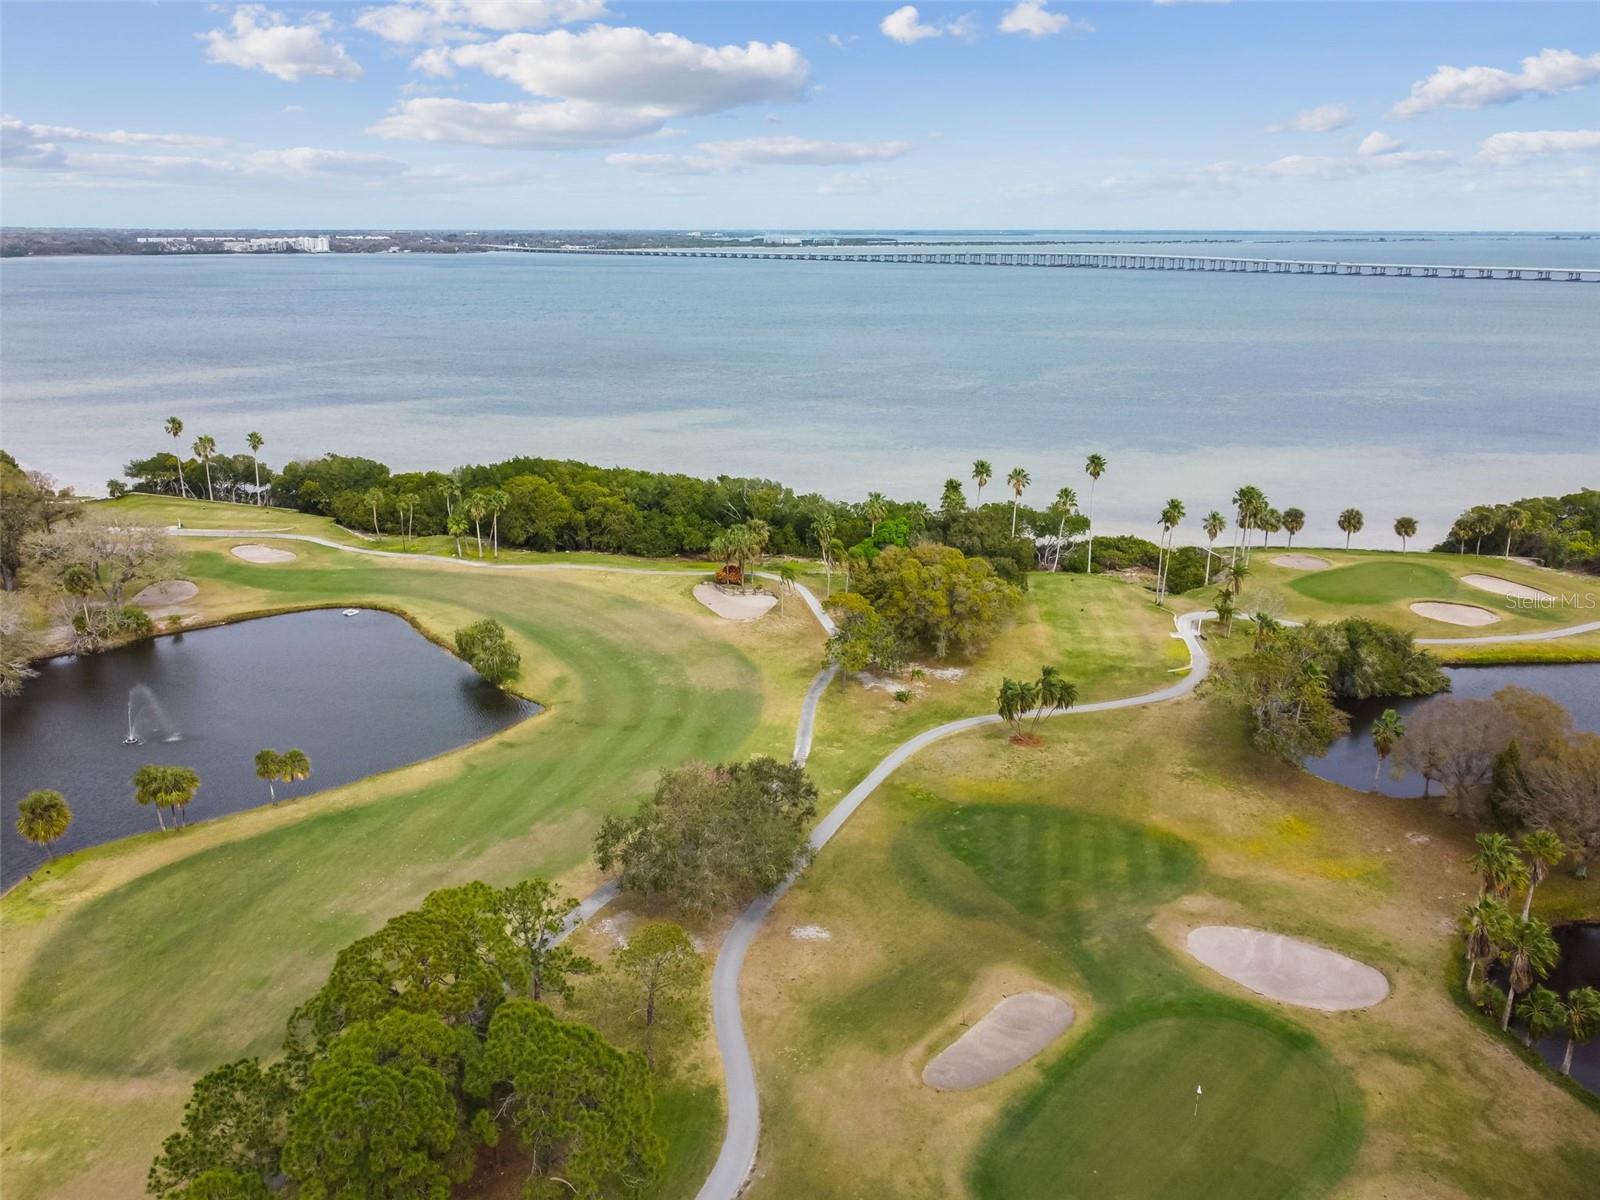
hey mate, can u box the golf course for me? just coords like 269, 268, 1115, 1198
3, 494, 1598, 1200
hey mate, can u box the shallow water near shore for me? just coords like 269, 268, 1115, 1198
0, 608, 534, 887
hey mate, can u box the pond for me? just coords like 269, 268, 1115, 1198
1, 609, 536, 888
1305, 663, 1600, 799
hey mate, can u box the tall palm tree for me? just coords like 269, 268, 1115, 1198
1558, 987, 1600, 1076
1222, 557, 1249, 598
1259, 507, 1282, 547
465, 492, 488, 558
16, 789, 72, 861
364, 487, 387, 537
132, 764, 200, 831
939, 479, 966, 520
1394, 516, 1418, 552
164, 416, 189, 498
1470, 506, 1496, 555
1498, 916, 1559, 1031
865, 492, 888, 535
1449, 517, 1471, 555
1462, 896, 1510, 992
1202, 511, 1226, 584
1155, 498, 1184, 604
1469, 832, 1528, 899
486, 488, 510, 557
1006, 467, 1031, 535
1518, 830, 1565, 919
1280, 507, 1305, 547
776, 563, 799, 610
245, 432, 265, 504
279, 749, 311, 796
1231, 486, 1266, 564
439, 479, 461, 522
192, 435, 217, 502
1083, 454, 1106, 574
1502, 507, 1527, 558
1370, 709, 1405, 789
396, 493, 420, 548
446, 512, 467, 559
254, 749, 285, 803
1048, 487, 1078, 570
1337, 507, 1364, 549
1516, 986, 1566, 1048
971, 460, 993, 506
813, 512, 837, 598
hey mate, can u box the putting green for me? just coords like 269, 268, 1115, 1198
1287, 560, 1457, 606
973, 1008, 1359, 1200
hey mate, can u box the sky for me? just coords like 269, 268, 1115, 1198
2, 1, 1598, 229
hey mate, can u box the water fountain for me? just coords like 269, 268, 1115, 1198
125, 684, 179, 745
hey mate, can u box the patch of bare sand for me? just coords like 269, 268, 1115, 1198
692, 582, 776, 621
1408, 601, 1501, 627
1272, 554, 1331, 570
1185, 925, 1389, 1011
1461, 574, 1553, 603
921, 992, 1075, 1090
133, 579, 198, 607
230, 543, 296, 563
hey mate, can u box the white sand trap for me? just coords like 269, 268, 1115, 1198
692, 582, 775, 621
1461, 574, 1554, 603
922, 992, 1075, 1090
231, 543, 296, 564
1409, 601, 1501, 627
133, 579, 198, 607
1186, 926, 1389, 1012
789, 924, 832, 942
1272, 554, 1331, 570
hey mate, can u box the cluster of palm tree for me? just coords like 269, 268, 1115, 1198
253, 748, 313, 804
1460, 831, 1599, 1073
996, 665, 1079, 742
132, 764, 202, 830
967, 455, 1110, 569
1153, 497, 1185, 604
1448, 504, 1527, 557
15, 788, 72, 865
710, 520, 771, 584
162, 417, 268, 504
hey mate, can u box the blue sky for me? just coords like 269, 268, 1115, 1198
3, 1, 1597, 228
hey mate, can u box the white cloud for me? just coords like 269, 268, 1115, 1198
241, 147, 410, 177
881, 6, 947, 44
201, 5, 363, 82
1357, 131, 1404, 156
369, 97, 669, 146
282, 104, 305, 114
355, 0, 609, 46
605, 135, 913, 174
1392, 48, 1600, 118
1, 116, 224, 149
826, 33, 856, 50
1266, 103, 1351, 134
1105, 146, 1455, 192
1477, 129, 1600, 166
998, 1, 1090, 38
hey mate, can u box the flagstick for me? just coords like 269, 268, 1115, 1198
1194, 1083, 1203, 1117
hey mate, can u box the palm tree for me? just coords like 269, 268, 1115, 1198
279, 749, 312, 793
996, 677, 1039, 738
363, 487, 387, 537
1462, 896, 1510, 992
1337, 508, 1364, 549
1083, 454, 1106, 574
1281, 507, 1305, 547
1470, 506, 1496, 555
1558, 987, 1600, 1076
1006, 467, 1030, 535
486, 488, 510, 557
438, 479, 461, 523
62, 562, 96, 628
939, 478, 966, 520
244, 432, 264, 504
1393, 516, 1418, 552
192, 435, 217, 502
16, 789, 72, 861
396, 493, 420, 549
1222, 557, 1249, 598
164, 416, 190, 498
132, 764, 200, 831
1516, 986, 1566, 1048
1370, 709, 1405, 790
1498, 916, 1559, 1031
971, 460, 993, 506
1048, 487, 1078, 571
1518, 830, 1565, 919
865, 492, 888, 535
1259, 507, 1282, 547
776, 563, 799, 609
254, 749, 285, 803
1502, 507, 1527, 558
1155, 498, 1184, 604
1029, 665, 1078, 734
1231, 486, 1266, 564
1469, 832, 1528, 899
1213, 587, 1237, 636
446, 512, 467, 558
1201, 511, 1226, 584
813, 512, 837, 598
465, 492, 488, 558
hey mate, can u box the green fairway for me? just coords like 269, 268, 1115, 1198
1288, 560, 1458, 605
974, 1008, 1358, 1200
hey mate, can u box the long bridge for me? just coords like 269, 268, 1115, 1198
487, 244, 1600, 282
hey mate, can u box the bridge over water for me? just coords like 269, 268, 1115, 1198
488, 244, 1600, 282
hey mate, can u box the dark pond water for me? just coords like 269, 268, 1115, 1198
1, 609, 535, 887
1305, 664, 1600, 799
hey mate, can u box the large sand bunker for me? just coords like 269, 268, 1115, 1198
1186, 926, 1389, 1012
1272, 554, 1330, 570
692, 583, 776, 621
922, 992, 1075, 1090
1409, 601, 1501, 627
231, 543, 297, 564
133, 579, 198, 608
1461, 574, 1554, 603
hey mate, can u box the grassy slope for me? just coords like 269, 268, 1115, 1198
0, 510, 820, 1200
740, 700, 1600, 1200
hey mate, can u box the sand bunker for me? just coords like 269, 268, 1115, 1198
692, 582, 775, 621
231, 543, 296, 564
133, 579, 198, 608
1461, 574, 1554, 603
1186, 926, 1389, 1012
922, 992, 1075, 1090
1409, 601, 1501, 627
1272, 554, 1330, 570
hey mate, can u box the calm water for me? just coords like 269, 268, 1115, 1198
0, 609, 533, 887
1306, 663, 1600, 798
3, 232, 1598, 547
